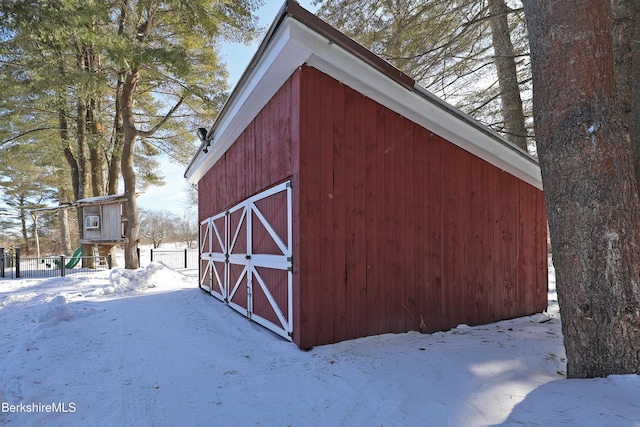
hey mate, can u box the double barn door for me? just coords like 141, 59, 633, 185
200, 181, 293, 340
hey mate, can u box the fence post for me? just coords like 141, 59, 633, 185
60, 255, 66, 277
107, 254, 112, 269
0, 248, 4, 278
15, 247, 20, 278
150, 248, 154, 263
137, 247, 141, 268
184, 249, 188, 268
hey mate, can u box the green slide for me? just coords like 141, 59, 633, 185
65, 247, 83, 269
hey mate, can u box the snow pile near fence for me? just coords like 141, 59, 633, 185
89, 262, 193, 296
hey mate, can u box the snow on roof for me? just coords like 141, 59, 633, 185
31, 194, 129, 213
74, 194, 127, 206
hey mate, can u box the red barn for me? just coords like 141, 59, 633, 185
185, 1, 547, 349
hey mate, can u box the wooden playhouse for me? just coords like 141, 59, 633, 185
185, 1, 547, 349
76, 194, 129, 246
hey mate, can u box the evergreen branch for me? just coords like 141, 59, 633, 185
138, 97, 184, 138
1, 127, 57, 145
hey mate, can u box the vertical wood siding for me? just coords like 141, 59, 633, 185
197, 78, 294, 221
296, 65, 547, 348
198, 65, 547, 349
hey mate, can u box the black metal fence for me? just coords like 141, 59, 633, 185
149, 248, 198, 270
0, 247, 112, 279
1, 248, 13, 278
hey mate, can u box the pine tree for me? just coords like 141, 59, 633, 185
523, 0, 640, 378
1, 0, 262, 268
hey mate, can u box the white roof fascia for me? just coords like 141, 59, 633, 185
185, 20, 311, 184
186, 16, 542, 190
293, 21, 542, 190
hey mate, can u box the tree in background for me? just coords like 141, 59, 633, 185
523, 0, 640, 377
140, 209, 177, 249
112, 0, 260, 268
174, 211, 198, 249
0, 142, 62, 254
487, 0, 527, 149
316, 0, 532, 150
0, 0, 262, 268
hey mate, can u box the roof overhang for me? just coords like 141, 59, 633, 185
185, 0, 542, 190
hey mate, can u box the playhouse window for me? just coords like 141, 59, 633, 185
85, 215, 100, 230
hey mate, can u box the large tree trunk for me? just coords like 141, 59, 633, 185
76, 99, 95, 263
632, 5, 640, 192
58, 188, 72, 256
108, 73, 125, 196
76, 100, 91, 201
121, 68, 141, 269
488, 0, 528, 151
108, 4, 128, 196
59, 109, 80, 201
613, 0, 640, 191
88, 99, 106, 197
523, 0, 640, 378
18, 195, 29, 255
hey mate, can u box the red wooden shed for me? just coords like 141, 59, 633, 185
185, 1, 547, 349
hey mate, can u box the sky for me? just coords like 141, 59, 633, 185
1, 253, 639, 426
137, 0, 320, 216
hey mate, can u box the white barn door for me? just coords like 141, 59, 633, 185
200, 180, 293, 340
200, 211, 227, 300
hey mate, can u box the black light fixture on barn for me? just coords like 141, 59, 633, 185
197, 127, 210, 153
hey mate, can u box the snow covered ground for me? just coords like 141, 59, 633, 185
0, 256, 638, 426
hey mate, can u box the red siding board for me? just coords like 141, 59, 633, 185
332, 82, 348, 343
344, 87, 356, 340
364, 98, 380, 337
298, 67, 323, 349
461, 153, 475, 326
475, 163, 498, 322
444, 142, 475, 329
318, 73, 336, 344
263, 97, 273, 188
494, 172, 518, 320
537, 195, 549, 310
402, 120, 416, 332
522, 181, 549, 313
518, 181, 532, 312
279, 80, 293, 180
413, 126, 443, 333
245, 114, 255, 196
266, 95, 278, 185
374, 103, 388, 336
383, 108, 397, 333
346, 89, 369, 340
290, 69, 302, 346
227, 136, 242, 201
253, 104, 264, 188
426, 130, 444, 333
